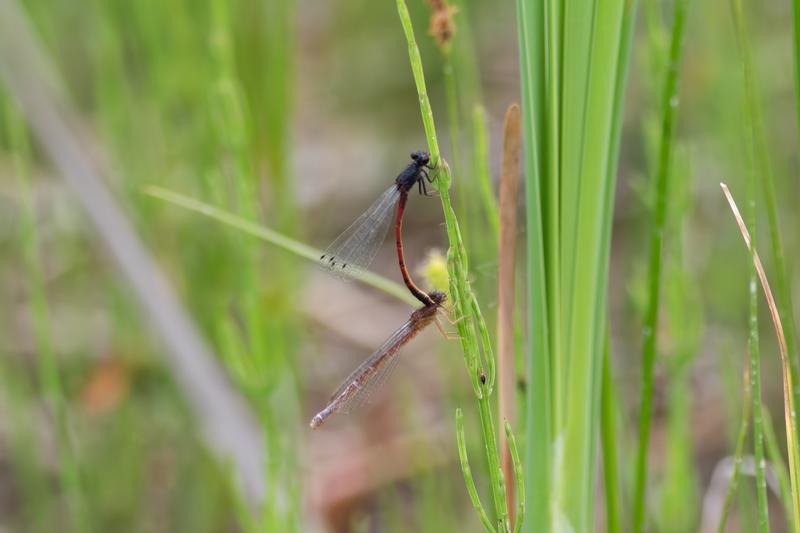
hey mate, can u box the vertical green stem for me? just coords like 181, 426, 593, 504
443, 53, 468, 241
543, 0, 562, 431
746, 237, 769, 533
729, 0, 770, 529
792, 0, 800, 169
600, 335, 621, 533
504, 420, 526, 533
395, 2, 510, 529
473, 105, 499, 238
750, 0, 800, 453
456, 409, 496, 532
515, 0, 552, 528
717, 362, 752, 533
631, 0, 687, 529
763, 406, 794, 530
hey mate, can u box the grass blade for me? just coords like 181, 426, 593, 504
717, 356, 752, 533
600, 334, 621, 533
456, 408, 495, 533
515, 0, 552, 528
142, 185, 418, 306
632, 0, 688, 528
722, 182, 800, 532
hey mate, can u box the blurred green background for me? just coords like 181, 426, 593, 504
1, 0, 799, 531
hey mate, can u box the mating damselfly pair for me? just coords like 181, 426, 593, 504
310, 150, 452, 428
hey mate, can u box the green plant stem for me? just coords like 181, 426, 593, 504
143, 185, 418, 306
396, 0, 440, 166
717, 361, 752, 533
395, 1, 510, 529
631, 0, 687, 529
456, 408, 495, 532
722, 181, 800, 533
515, 0, 552, 528
600, 335, 621, 533
747, 274, 769, 533
747, 0, 800, 454
729, 0, 770, 529
504, 420, 525, 533
443, 53, 467, 239
792, 0, 800, 179
543, 0, 562, 432
763, 406, 794, 530
473, 105, 499, 238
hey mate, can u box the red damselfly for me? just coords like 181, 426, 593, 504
309, 290, 447, 429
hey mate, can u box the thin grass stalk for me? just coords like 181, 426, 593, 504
143, 185, 418, 306
504, 420, 526, 533
718, 0, 800, 463
659, 317, 701, 530
443, 52, 466, 227
474, 105, 500, 238
209, 0, 266, 388
742, 0, 800, 446
722, 182, 800, 532
261, 0, 294, 221
395, 2, 514, 529
601, 3, 641, 529
757, 146, 800, 469
457, 408, 495, 532
600, 334, 621, 533
438, 0, 486, 256
7, 100, 90, 533
515, 0, 552, 528
763, 407, 794, 530
717, 357, 753, 533
728, 2, 772, 528
497, 103, 522, 522
746, 195, 769, 533
632, 0, 688, 529
792, 0, 800, 184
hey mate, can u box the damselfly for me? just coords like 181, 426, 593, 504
309, 290, 447, 429
393, 182, 438, 306
319, 151, 434, 282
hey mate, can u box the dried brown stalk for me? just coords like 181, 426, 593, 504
498, 103, 522, 522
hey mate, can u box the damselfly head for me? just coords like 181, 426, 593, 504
428, 290, 447, 306
410, 150, 430, 167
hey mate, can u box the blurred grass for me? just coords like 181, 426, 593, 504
5, 96, 89, 530
3, 0, 800, 530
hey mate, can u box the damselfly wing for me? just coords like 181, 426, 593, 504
319, 186, 401, 279
310, 291, 446, 429
319, 151, 432, 280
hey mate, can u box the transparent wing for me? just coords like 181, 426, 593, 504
319, 186, 401, 279
312, 319, 415, 427
338, 344, 403, 415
